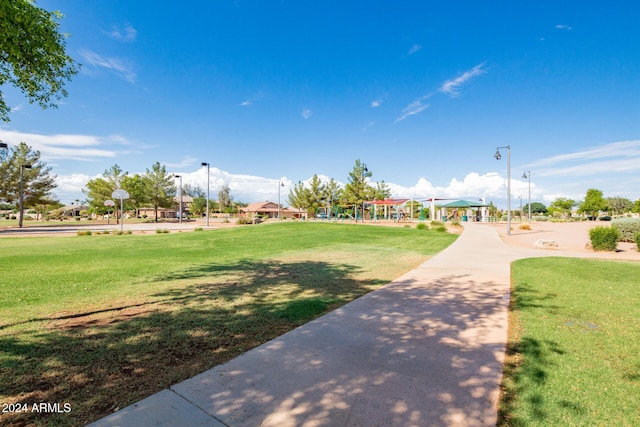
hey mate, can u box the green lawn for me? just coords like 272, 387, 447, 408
500, 257, 640, 426
0, 222, 456, 426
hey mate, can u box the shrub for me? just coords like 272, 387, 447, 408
434, 225, 447, 233
430, 220, 444, 227
194, 227, 204, 232
598, 216, 612, 221
589, 226, 620, 251
533, 216, 549, 222
450, 220, 461, 227
236, 216, 253, 225
416, 222, 428, 230
76, 230, 92, 236
519, 223, 531, 230
156, 229, 170, 234
611, 218, 640, 242
636, 232, 640, 251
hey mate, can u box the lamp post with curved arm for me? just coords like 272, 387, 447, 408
522, 171, 531, 222
494, 146, 511, 235
361, 163, 368, 223
174, 174, 182, 224
19, 164, 33, 228
278, 181, 284, 220
201, 162, 210, 226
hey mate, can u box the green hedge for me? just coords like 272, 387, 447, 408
611, 218, 640, 242
636, 232, 640, 251
589, 226, 620, 251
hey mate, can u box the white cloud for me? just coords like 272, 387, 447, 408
394, 95, 430, 123
387, 173, 511, 200
164, 156, 198, 169
56, 173, 94, 196
371, 99, 382, 108
362, 121, 375, 131
555, 24, 572, 31
107, 24, 137, 42
0, 129, 122, 161
395, 63, 487, 123
79, 49, 137, 83
240, 100, 252, 106
439, 62, 486, 97
528, 140, 640, 166
177, 167, 294, 203
408, 44, 422, 55
301, 108, 313, 119
526, 140, 640, 178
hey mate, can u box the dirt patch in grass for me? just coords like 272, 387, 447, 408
50, 305, 161, 330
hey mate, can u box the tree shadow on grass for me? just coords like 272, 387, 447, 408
0, 259, 377, 426
498, 283, 569, 427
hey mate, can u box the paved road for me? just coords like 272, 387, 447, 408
89, 222, 543, 427
0, 220, 215, 236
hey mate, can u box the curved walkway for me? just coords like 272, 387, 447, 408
87, 223, 568, 426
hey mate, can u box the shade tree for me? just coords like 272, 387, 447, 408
0, 142, 57, 209
0, 0, 79, 121
144, 162, 176, 222
606, 197, 633, 216
578, 189, 607, 219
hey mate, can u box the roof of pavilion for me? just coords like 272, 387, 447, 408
441, 199, 488, 208
366, 198, 410, 205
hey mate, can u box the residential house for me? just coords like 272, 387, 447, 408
241, 201, 298, 219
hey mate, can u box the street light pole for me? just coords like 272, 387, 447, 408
19, 164, 32, 228
278, 181, 284, 220
174, 174, 182, 224
494, 146, 511, 235
522, 171, 531, 222
362, 163, 368, 223
201, 162, 210, 227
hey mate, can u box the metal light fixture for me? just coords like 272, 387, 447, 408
494, 146, 511, 235
201, 162, 210, 226
278, 181, 284, 221
174, 174, 182, 224
362, 163, 368, 223
19, 164, 33, 228
522, 171, 531, 222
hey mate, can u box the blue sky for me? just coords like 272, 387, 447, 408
2, 1, 640, 207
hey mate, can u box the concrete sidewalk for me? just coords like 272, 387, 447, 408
90, 223, 534, 427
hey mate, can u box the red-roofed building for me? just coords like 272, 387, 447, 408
241, 201, 299, 219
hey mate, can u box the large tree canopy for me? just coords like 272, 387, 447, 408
579, 188, 607, 219
0, 0, 79, 121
